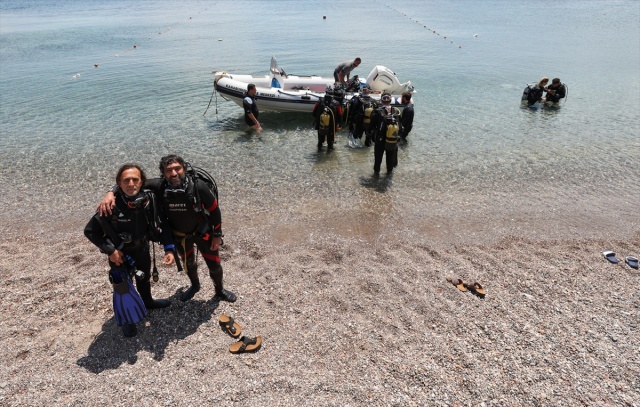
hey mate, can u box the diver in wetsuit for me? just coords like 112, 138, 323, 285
312, 85, 343, 150
243, 83, 262, 133
85, 164, 175, 337
522, 77, 549, 106
544, 78, 566, 105
348, 85, 378, 146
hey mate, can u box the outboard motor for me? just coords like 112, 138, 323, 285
366, 66, 414, 94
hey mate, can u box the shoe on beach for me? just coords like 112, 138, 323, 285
219, 314, 242, 338
180, 285, 200, 302
145, 299, 171, 309
122, 323, 137, 338
625, 256, 639, 270
213, 289, 237, 303
602, 251, 620, 264
464, 281, 486, 296
446, 277, 467, 292
229, 336, 262, 354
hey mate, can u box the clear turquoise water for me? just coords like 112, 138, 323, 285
1, 0, 638, 242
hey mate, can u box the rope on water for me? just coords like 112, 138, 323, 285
203, 79, 218, 117
381, 3, 476, 49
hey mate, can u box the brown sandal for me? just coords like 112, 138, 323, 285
219, 314, 242, 338
464, 282, 486, 296
229, 336, 262, 354
446, 277, 467, 292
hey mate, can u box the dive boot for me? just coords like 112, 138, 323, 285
137, 279, 171, 309
181, 284, 200, 302
181, 269, 201, 302
213, 288, 237, 303
210, 266, 236, 302
122, 323, 137, 337
145, 299, 171, 309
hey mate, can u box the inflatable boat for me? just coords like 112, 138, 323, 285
212, 56, 414, 113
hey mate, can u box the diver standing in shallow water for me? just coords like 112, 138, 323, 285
522, 77, 549, 106
347, 85, 377, 147
371, 92, 403, 175
243, 83, 262, 134
99, 155, 237, 304
544, 78, 566, 105
85, 164, 175, 338
398, 91, 414, 141
312, 85, 343, 150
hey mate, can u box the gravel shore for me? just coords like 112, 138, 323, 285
1, 224, 638, 406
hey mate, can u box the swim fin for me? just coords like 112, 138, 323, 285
110, 269, 147, 326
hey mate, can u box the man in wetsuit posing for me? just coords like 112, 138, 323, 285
99, 155, 236, 303
85, 163, 175, 337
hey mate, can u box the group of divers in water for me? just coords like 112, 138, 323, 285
521, 77, 568, 108
242, 58, 415, 177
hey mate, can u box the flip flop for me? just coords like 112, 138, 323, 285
446, 277, 467, 292
218, 314, 242, 338
602, 251, 620, 264
464, 282, 486, 296
625, 256, 639, 270
229, 336, 262, 354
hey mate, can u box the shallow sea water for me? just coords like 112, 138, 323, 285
1, 0, 638, 244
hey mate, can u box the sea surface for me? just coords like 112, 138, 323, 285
1, 0, 638, 244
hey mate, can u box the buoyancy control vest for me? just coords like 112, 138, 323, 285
362, 98, 377, 130
376, 107, 402, 150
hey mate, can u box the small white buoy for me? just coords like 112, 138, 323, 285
218, 38, 222, 41
474, 34, 478, 37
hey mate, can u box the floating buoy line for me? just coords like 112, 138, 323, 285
382, 3, 478, 49
69, 9, 209, 80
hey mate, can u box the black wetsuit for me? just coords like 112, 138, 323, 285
371, 106, 403, 174
243, 93, 259, 126
524, 84, 545, 106
144, 176, 227, 298
399, 103, 414, 139
348, 95, 377, 141
312, 96, 343, 149
545, 83, 566, 104
84, 190, 174, 306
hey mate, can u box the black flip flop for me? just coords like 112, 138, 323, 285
626, 256, 639, 270
602, 251, 620, 264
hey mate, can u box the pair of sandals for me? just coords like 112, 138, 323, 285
219, 314, 262, 354
447, 277, 486, 296
602, 251, 639, 269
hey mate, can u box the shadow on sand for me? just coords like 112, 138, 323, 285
77, 290, 223, 373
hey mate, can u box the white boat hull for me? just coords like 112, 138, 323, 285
214, 76, 406, 113
212, 56, 414, 113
